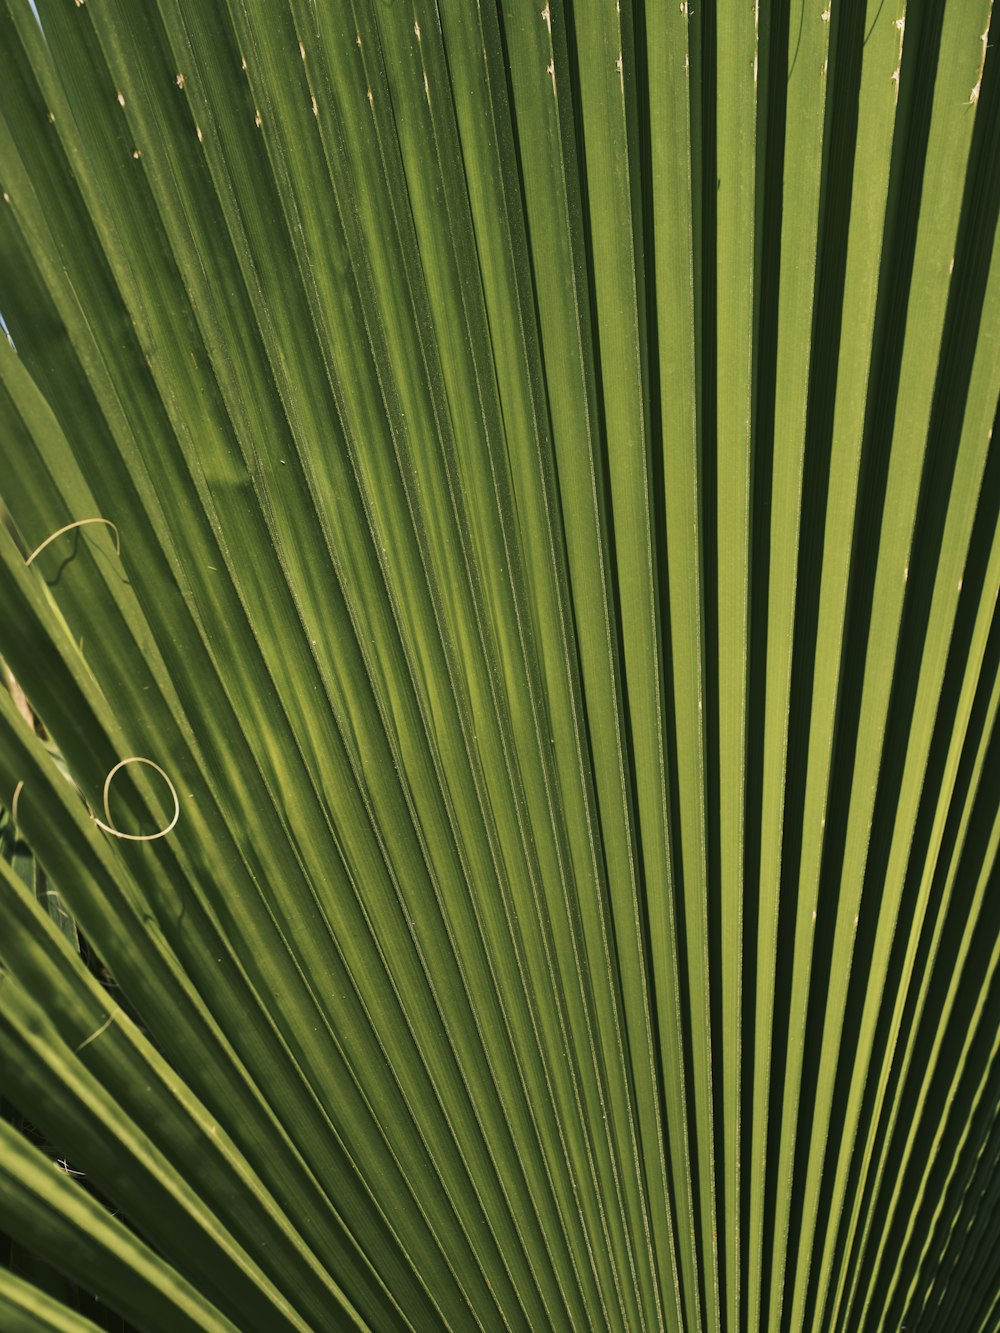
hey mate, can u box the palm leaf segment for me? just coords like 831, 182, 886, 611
0, 1, 997, 1329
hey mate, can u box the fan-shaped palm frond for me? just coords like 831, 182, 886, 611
0, 1, 997, 1329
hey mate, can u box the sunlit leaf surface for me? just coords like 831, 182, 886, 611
0, 1, 997, 1329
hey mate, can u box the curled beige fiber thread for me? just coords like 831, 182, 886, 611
93, 757, 180, 842
25, 518, 120, 567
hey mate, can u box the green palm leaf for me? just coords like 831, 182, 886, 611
0, 0, 996, 1328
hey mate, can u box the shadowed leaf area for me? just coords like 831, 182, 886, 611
0, 0, 997, 1329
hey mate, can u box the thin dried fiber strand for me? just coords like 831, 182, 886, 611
24, 518, 121, 567
75, 1009, 118, 1053
92, 756, 180, 842
10, 779, 24, 826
